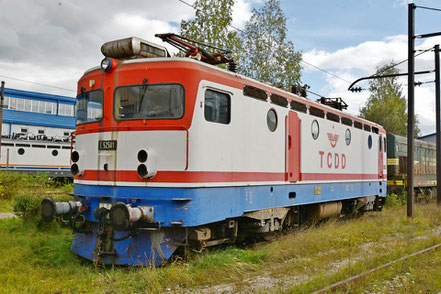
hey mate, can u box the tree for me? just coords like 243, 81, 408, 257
238, 0, 302, 90
359, 64, 420, 137
179, 0, 242, 63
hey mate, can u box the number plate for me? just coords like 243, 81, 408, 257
98, 140, 117, 150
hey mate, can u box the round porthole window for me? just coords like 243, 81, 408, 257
368, 135, 372, 149
311, 120, 319, 140
52, 150, 58, 156
345, 129, 351, 145
17, 148, 25, 155
267, 109, 277, 132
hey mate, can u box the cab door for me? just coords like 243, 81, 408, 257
287, 111, 301, 182
379, 134, 384, 178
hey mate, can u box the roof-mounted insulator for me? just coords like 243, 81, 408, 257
101, 37, 170, 59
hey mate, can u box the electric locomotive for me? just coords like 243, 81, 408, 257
41, 35, 387, 266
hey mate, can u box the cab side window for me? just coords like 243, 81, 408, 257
204, 89, 231, 124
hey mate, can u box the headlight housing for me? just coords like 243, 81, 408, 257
101, 57, 113, 72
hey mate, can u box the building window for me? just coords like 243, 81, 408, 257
9, 97, 16, 110
38, 101, 45, 113
45, 102, 56, 114
59, 104, 74, 116
31, 100, 38, 112
204, 89, 231, 124
368, 135, 372, 149
21, 128, 28, 133
38, 130, 45, 135
16, 98, 24, 111
3, 96, 8, 109
24, 99, 31, 112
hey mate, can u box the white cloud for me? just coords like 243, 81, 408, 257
0, 0, 197, 94
232, 0, 253, 29
0, 0, 254, 95
304, 34, 440, 135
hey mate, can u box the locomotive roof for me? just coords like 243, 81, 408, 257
82, 57, 385, 132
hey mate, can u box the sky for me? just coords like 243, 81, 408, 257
0, 0, 440, 135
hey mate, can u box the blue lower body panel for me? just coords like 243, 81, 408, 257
74, 180, 386, 227
71, 223, 185, 266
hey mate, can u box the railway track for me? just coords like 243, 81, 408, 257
312, 242, 441, 293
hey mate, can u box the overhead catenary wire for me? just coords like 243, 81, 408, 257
0, 74, 76, 93
371, 47, 433, 77
300, 59, 352, 84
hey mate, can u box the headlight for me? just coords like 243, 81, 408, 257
137, 149, 148, 163
101, 57, 113, 72
71, 151, 79, 162
71, 163, 83, 176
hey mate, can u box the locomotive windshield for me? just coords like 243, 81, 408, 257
76, 89, 104, 125
114, 83, 184, 120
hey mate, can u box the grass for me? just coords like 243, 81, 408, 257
0, 199, 13, 213
2, 202, 441, 293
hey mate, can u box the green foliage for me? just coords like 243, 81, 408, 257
385, 192, 407, 208
57, 182, 74, 194
360, 63, 420, 137
0, 172, 48, 200
179, 0, 302, 89
179, 0, 242, 67
238, 0, 302, 90
13, 193, 72, 220
13, 195, 41, 219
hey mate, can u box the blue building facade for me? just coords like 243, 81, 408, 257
2, 88, 76, 140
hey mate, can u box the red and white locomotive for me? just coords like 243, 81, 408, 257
41, 35, 387, 266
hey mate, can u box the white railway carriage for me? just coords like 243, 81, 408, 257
0, 138, 71, 176
41, 37, 387, 266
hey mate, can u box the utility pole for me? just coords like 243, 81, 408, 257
0, 81, 4, 159
407, 3, 415, 218
436, 44, 441, 205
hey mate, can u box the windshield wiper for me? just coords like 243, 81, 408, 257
138, 79, 148, 113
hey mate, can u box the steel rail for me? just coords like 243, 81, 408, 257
312, 242, 441, 294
